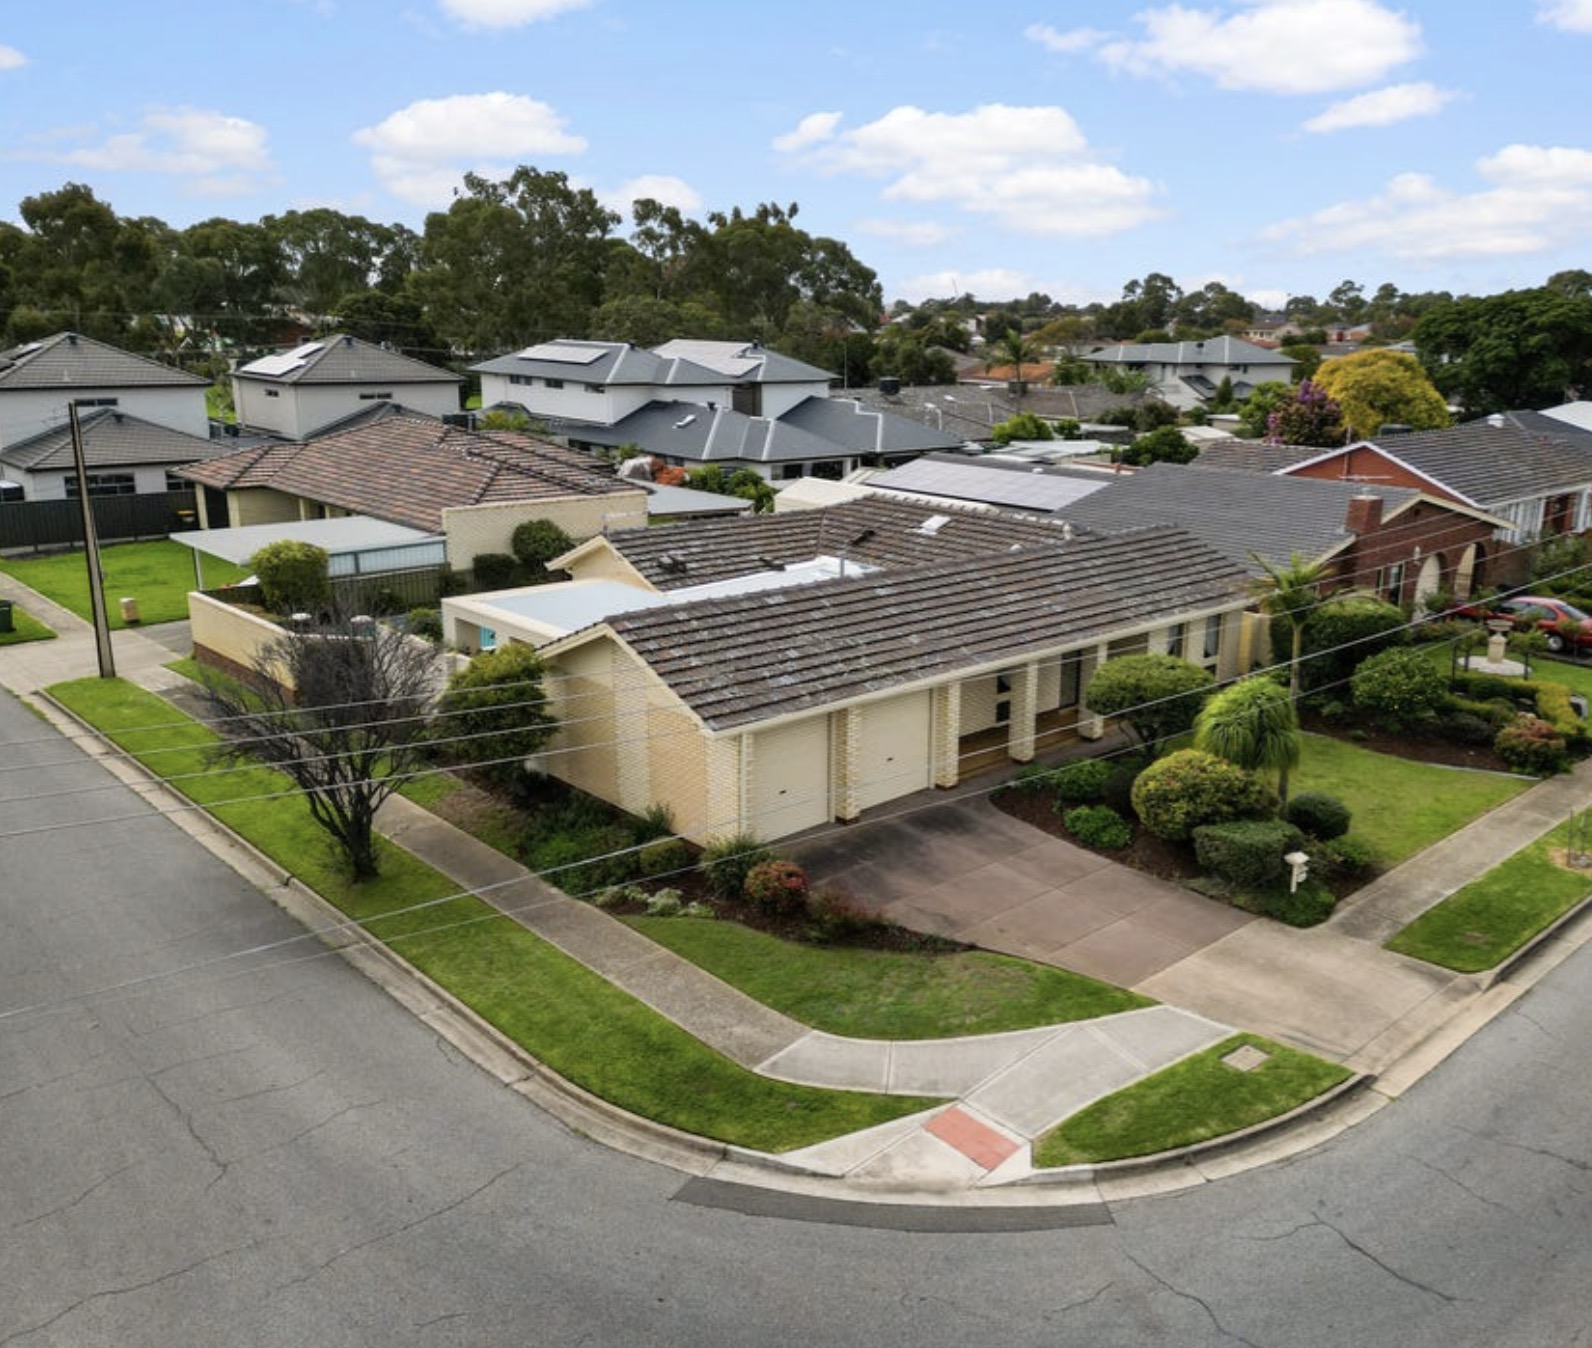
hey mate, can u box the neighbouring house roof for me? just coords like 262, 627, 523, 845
1541, 401, 1592, 433
562, 494, 1081, 592
1284, 415, 1592, 509
471, 339, 727, 389
170, 515, 443, 568
179, 407, 635, 532
846, 383, 1145, 440
0, 331, 209, 390
1059, 463, 1430, 572
651, 339, 832, 384
234, 334, 463, 386
1081, 336, 1296, 369
0, 408, 224, 473
1193, 439, 1324, 474
639, 480, 754, 518
863, 453, 1113, 513
583, 525, 1247, 730
569, 396, 964, 465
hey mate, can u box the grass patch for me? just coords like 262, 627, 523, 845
48, 677, 938, 1151
0, 539, 248, 628
1293, 732, 1527, 867
628, 917, 1151, 1039
1034, 1034, 1352, 1167
1386, 820, 1592, 972
0, 605, 57, 645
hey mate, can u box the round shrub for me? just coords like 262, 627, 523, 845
1193, 818, 1306, 889
1283, 791, 1352, 841
637, 837, 692, 879
1131, 749, 1274, 842
471, 552, 520, 590
1308, 834, 1379, 884
1293, 595, 1408, 694
1350, 646, 1447, 728
406, 606, 444, 643
1494, 714, 1569, 775
1062, 804, 1133, 850
510, 518, 575, 572
1250, 879, 1336, 927
1047, 758, 1114, 804
743, 859, 809, 916
700, 832, 772, 900
250, 538, 330, 615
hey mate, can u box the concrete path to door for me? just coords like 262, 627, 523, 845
793, 795, 1255, 987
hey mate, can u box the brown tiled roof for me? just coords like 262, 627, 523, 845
598, 495, 1078, 590
178, 409, 633, 531
603, 525, 1247, 729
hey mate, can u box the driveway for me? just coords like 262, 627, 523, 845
792, 794, 1254, 987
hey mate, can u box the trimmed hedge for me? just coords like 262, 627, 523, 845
1062, 804, 1133, 850
1193, 818, 1306, 890
1283, 791, 1352, 841
1130, 749, 1274, 842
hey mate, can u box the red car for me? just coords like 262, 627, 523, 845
1463, 594, 1592, 653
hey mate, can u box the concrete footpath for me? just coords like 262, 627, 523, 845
8, 576, 1592, 1197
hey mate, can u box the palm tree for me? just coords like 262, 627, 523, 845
1251, 552, 1330, 701
987, 327, 1039, 390
1194, 677, 1302, 806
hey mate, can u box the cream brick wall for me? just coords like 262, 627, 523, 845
560, 542, 652, 588
646, 703, 711, 838
442, 492, 648, 570
960, 672, 1001, 733
229, 488, 304, 527
188, 592, 293, 688
542, 639, 621, 804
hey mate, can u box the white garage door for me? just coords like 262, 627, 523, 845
749, 716, 831, 840
857, 691, 933, 812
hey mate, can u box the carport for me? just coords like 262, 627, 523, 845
169, 516, 447, 589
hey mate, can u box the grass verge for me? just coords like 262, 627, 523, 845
0, 605, 57, 645
0, 539, 247, 628
1293, 732, 1528, 867
1034, 1033, 1352, 1167
629, 917, 1151, 1039
1385, 820, 1592, 972
48, 676, 939, 1151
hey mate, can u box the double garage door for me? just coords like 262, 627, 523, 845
748, 691, 933, 840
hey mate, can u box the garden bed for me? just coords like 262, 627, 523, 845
1299, 710, 1515, 774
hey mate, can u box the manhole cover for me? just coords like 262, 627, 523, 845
1222, 1044, 1270, 1073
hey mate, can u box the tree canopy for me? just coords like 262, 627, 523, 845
1313, 349, 1450, 440
1414, 286, 1592, 416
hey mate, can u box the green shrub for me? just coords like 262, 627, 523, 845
633, 802, 676, 842
1130, 749, 1274, 842
701, 832, 772, 899
1193, 818, 1306, 889
250, 539, 330, 615
806, 888, 894, 944
1244, 878, 1336, 927
645, 889, 685, 917
510, 518, 576, 576
637, 837, 692, 879
406, 606, 443, 643
471, 552, 520, 590
1084, 654, 1215, 753
743, 859, 809, 916
1441, 711, 1500, 746
1062, 804, 1133, 850
1533, 680, 1587, 748
1293, 595, 1408, 694
434, 642, 556, 787
1049, 758, 1114, 804
1283, 791, 1352, 841
1102, 757, 1148, 814
525, 830, 636, 894
1001, 762, 1065, 795
1494, 714, 1569, 775
1351, 646, 1448, 728
1308, 834, 1379, 884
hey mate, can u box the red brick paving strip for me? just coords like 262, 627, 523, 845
925, 1106, 1022, 1171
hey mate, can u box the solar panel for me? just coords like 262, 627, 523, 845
246, 340, 325, 378
516, 342, 606, 364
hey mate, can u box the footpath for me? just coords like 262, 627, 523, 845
6, 577, 1592, 1200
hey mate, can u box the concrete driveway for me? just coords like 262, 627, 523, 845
792, 795, 1254, 987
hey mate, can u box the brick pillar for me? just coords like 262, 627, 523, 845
1077, 642, 1110, 739
833, 706, 862, 821
1008, 660, 1038, 763
932, 682, 961, 788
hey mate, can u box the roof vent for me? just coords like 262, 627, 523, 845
674, 414, 697, 429
916, 514, 950, 536
343, 334, 354, 346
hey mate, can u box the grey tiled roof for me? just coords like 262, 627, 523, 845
775, 395, 965, 454
865, 453, 1112, 512
471, 340, 726, 388
591, 494, 1081, 591
846, 383, 1148, 439
235, 335, 462, 386
0, 332, 208, 390
181, 408, 634, 532
1082, 335, 1297, 369
603, 526, 1247, 729
1193, 439, 1323, 474
1059, 463, 1421, 571
651, 339, 833, 383
0, 408, 224, 472
1317, 416, 1592, 508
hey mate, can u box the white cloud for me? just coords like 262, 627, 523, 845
15, 107, 274, 196
1538, 0, 1592, 32
890, 268, 1112, 305
1260, 143, 1592, 262
1304, 82, 1456, 133
780, 104, 1162, 237
1023, 24, 1108, 54
353, 93, 585, 205
1246, 288, 1291, 309
772, 111, 842, 154
606, 174, 701, 214
1098, 0, 1422, 94
0, 44, 26, 70
438, 0, 592, 28
856, 218, 955, 247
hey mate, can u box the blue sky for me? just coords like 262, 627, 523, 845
2, 0, 1589, 311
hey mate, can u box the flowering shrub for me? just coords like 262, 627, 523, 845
1350, 647, 1447, 728
743, 859, 809, 916
1494, 714, 1569, 776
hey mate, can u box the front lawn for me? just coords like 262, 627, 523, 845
1386, 820, 1592, 972
628, 917, 1152, 1039
1034, 1033, 1352, 1167
1292, 732, 1528, 867
0, 605, 57, 645
0, 539, 247, 627
48, 677, 940, 1152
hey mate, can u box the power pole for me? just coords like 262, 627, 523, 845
68, 403, 116, 678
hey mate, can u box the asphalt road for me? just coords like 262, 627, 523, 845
4, 686, 1591, 1348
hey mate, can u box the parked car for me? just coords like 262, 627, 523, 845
1457, 594, 1592, 653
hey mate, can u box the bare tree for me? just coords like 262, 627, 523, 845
205, 615, 443, 880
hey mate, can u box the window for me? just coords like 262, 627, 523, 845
358, 391, 393, 401
164, 471, 190, 492
73, 397, 118, 409
510, 374, 529, 386
1381, 562, 1405, 604
584, 383, 604, 393
543, 378, 564, 389
264, 388, 280, 398
1202, 613, 1223, 661
64, 473, 136, 498
809, 460, 846, 481
0, 482, 23, 504
1166, 623, 1186, 659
